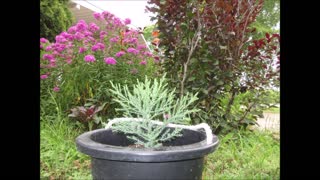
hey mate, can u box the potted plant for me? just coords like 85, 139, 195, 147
76, 75, 219, 180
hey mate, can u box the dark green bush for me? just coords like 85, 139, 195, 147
40, 0, 74, 42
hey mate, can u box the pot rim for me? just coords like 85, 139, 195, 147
76, 128, 219, 162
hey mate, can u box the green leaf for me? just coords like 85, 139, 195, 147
216, 81, 224, 86
93, 116, 101, 124
180, 23, 188, 31
160, 0, 166, 5
212, 60, 219, 66
188, 76, 196, 82
202, 89, 208, 95
226, 72, 233, 77
84, 103, 93, 107
187, 11, 194, 18
201, 59, 210, 62
213, 93, 221, 99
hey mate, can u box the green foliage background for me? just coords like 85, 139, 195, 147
40, 0, 74, 42
251, 0, 280, 38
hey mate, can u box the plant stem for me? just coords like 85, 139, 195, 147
225, 89, 237, 119
180, 8, 202, 98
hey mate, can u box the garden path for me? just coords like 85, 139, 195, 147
255, 112, 280, 133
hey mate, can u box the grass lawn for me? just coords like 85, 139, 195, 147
202, 130, 280, 179
41, 117, 280, 179
40, 116, 91, 179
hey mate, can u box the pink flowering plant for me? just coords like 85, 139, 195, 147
40, 11, 158, 122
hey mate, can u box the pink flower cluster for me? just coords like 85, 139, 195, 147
40, 11, 157, 92
40, 74, 48, 79
40, 38, 48, 44
53, 87, 60, 92
116, 51, 126, 57
104, 57, 117, 65
127, 48, 139, 55
91, 43, 105, 52
124, 18, 131, 25
84, 55, 96, 62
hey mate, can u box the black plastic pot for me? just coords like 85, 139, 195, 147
76, 128, 219, 180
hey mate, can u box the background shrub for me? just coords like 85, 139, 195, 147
40, 0, 74, 42
147, 0, 280, 134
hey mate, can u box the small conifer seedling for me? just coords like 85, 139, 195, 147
108, 75, 199, 148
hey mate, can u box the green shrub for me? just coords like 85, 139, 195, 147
266, 89, 280, 104
40, 0, 74, 42
217, 89, 279, 131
